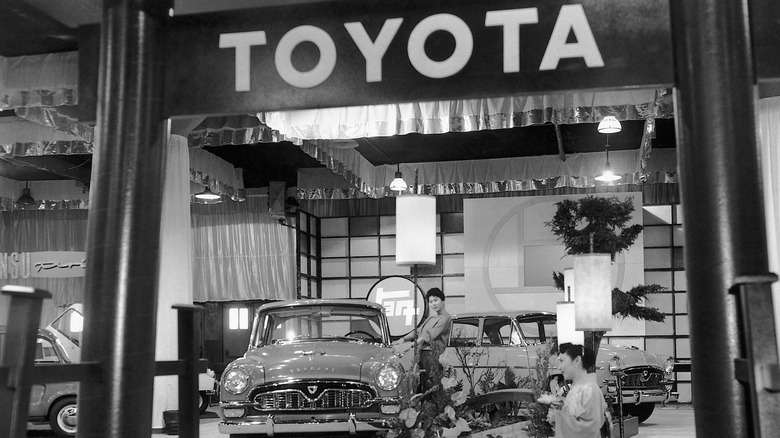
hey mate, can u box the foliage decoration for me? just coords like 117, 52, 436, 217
546, 196, 643, 261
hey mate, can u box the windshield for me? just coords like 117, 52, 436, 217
252, 304, 387, 346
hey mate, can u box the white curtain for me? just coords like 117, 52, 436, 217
191, 191, 296, 302
152, 134, 194, 428
759, 96, 780, 354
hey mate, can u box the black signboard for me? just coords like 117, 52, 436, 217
163, 0, 674, 116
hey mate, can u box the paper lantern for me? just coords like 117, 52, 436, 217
573, 253, 613, 331
563, 267, 575, 301
396, 195, 436, 265
556, 301, 584, 345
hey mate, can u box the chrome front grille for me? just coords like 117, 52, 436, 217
621, 369, 664, 389
252, 382, 375, 411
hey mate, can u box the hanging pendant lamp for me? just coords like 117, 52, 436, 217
16, 181, 36, 206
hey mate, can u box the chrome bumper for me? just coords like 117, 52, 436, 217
218, 412, 394, 436
620, 389, 679, 405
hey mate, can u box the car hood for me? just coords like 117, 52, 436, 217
596, 343, 664, 370
245, 341, 392, 382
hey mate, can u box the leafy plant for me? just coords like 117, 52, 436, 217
521, 346, 557, 438
546, 196, 643, 260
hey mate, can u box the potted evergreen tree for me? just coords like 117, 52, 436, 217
546, 195, 665, 356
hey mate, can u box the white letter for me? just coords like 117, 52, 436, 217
219, 31, 267, 92
345, 18, 403, 82
275, 25, 337, 88
485, 8, 539, 73
539, 4, 604, 71
408, 14, 473, 79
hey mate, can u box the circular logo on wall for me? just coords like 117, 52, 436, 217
366, 276, 427, 338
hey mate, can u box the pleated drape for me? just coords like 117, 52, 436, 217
191, 192, 296, 302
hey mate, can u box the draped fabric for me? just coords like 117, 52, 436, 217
0, 209, 88, 326
297, 149, 679, 200
262, 89, 675, 198
153, 135, 194, 427
758, 96, 780, 352
191, 190, 296, 302
189, 147, 245, 202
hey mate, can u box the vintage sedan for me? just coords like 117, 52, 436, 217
444, 311, 676, 423
218, 299, 405, 437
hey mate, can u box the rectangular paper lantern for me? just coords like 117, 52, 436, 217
564, 267, 575, 301
396, 195, 436, 265
573, 254, 613, 331
556, 301, 584, 345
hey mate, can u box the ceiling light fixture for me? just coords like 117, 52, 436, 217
595, 116, 622, 182
16, 181, 36, 206
193, 185, 222, 204
389, 164, 407, 192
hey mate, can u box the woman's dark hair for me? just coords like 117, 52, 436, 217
426, 287, 445, 301
559, 343, 596, 370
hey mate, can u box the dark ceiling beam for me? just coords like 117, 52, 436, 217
0, 1, 78, 56
4, 156, 91, 183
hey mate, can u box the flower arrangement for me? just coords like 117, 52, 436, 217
389, 346, 475, 438
521, 345, 561, 438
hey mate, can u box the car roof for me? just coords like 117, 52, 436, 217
453, 311, 556, 319
258, 298, 385, 312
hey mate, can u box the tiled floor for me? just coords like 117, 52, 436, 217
27, 403, 696, 437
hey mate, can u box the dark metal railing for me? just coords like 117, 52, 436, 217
0, 285, 207, 438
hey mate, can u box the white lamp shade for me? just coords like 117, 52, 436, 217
573, 253, 613, 331
564, 267, 575, 301
556, 301, 584, 345
396, 195, 436, 265
597, 116, 622, 133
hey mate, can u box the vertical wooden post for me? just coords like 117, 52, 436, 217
0, 286, 51, 438
670, 0, 780, 436
174, 304, 204, 438
77, 0, 172, 437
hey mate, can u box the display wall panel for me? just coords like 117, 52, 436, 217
351, 278, 378, 298
675, 292, 688, 313
380, 237, 396, 256
380, 215, 396, 235
350, 216, 378, 236
443, 276, 465, 296
643, 226, 672, 247
322, 258, 348, 277
446, 295, 466, 315
321, 238, 348, 257
351, 258, 379, 277
441, 213, 464, 233
443, 254, 464, 274
443, 234, 464, 254
321, 217, 348, 236
646, 320, 674, 335
653, 292, 674, 313
351, 237, 378, 257
380, 258, 409, 276
643, 205, 672, 225
322, 279, 349, 298
645, 338, 675, 357
674, 271, 687, 290
676, 337, 691, 357
675, 315, 690, 336
645, 248, 672, 269
645, 271, 672, 289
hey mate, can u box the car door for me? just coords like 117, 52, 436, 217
28, 335, 63, 417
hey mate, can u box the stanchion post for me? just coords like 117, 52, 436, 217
0, 285, 51, 438
174, 304, 204, 438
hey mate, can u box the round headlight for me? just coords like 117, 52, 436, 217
609, 355, 623, 372
223, 367, 251, 394
375, 363, 401, 391
664, 357, 675, 375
